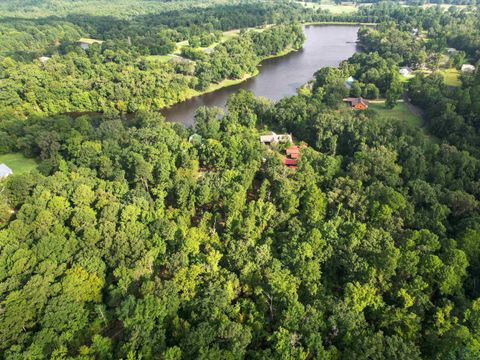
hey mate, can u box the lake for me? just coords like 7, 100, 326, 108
161, 25, 359, 126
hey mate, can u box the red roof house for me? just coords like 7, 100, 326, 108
282, 158, 297, 167
286, 145, 300, 156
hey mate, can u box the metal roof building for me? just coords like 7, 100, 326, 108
0, 163, 13, 179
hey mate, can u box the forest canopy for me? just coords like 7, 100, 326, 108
1, 0, 480, 359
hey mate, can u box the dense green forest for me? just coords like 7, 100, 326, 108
1, 0, 480, 359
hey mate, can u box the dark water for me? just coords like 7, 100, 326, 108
162, 25, 359, 126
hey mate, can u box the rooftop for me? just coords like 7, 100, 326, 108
0, 163, 13, 178
78, 37, 104, 45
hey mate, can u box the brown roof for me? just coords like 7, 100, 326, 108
343, 97, 368, 106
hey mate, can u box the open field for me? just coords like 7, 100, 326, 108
368, 101, 422, 127
297, 2, 359, 13
0, 153, 38, 175
414, 68, 461, 87
78, 37, 104, 45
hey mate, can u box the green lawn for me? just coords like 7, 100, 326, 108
0, 153, 38, 175
368, 101, 422, 127
297, 2, 359, 13
78, 37, 104, 45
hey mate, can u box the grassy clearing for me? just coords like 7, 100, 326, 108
369, 101, 422, 127
413, 68, 461, 87
296, 1, 359, 13
0, 153, 37, 175
78, 37, 104, 45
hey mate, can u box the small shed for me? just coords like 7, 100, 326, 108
461, 64, 475, 72
343, 97, 369, 110
0, 163, 13, 179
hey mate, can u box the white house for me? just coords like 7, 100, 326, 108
260, 132, 292, 144
447, 48, 457, 54
461, 64, 475, 72
399, 67, 413, 77
38, 56, 51, 63
0, 163, 13, 179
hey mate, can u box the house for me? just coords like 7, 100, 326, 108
282, 158, 297, 169
345, 76, 356, 88
0, 164, 13, 179
282, 144, 306, 169
286, 145, 300, 157
399, 67, 413, 77
260, 132, 293, 144
78, 38, 104, 50
343, 97, 369, 110
411, 28, 419, 36
461, 64, 475, 72
447, 48, 457, 54
38, 56, 51, 64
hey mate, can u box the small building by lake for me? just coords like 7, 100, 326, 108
343, 97, 369, 110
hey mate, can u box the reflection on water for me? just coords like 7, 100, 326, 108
162, 25, 359, 126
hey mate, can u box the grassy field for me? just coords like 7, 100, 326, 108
144, 54, 177, 62
297, 2, 358, 14
369, 101, 422, 127
0, 153, 38, 175
78, 37, 104, 45
415, 68, 461, 87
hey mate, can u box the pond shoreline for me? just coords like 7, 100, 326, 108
162, 24, 360, 125
160, 47, 300, 112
